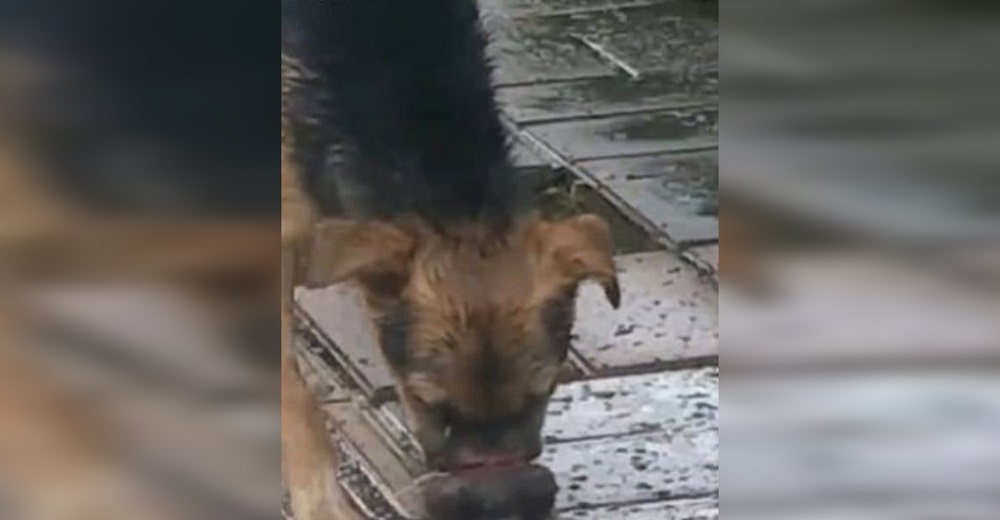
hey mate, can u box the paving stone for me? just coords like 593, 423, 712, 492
572, 251, 718, 371
541, 428, 718, 510
482, 8, 617, 85
581, 152, 718, 244
585, 149, 717, 186
568, 2, 718, 76
296, 338, 350, 403
734, 504, 999, 520
296, 284, 396, 394
604, 178, 718, 244
495, 0, 671, 17
323, 402, 416, 493
545, 368, 718, 442
492, 1, 717, 82
527, 108, 718, 162
498, 75, 716, 124
559, 498, 719, 520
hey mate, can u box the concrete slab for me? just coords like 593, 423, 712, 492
545, 368, 718, 442
494, 0, 670, 17
324, 402, 416, 496
482, 8, 617, 85
560, 498, 719, 520
581, 152, 718, 244
542, 428, 718, 509
572, 251, 718, 371
296, 285, 396, 396
498, 76, 716, 124
566, 2, 718, 77
296, 336, 350, 403
585, 150, 717, 188
602, 178, 718, 244
527, 108, 718, 162
543, 370, 718, 510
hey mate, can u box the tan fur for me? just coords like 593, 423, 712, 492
280, 53, 360, 520
302, 213, 620, 450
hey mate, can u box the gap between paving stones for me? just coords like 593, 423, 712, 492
513, 99, 720, 127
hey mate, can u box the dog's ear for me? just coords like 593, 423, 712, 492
299, 219, 416, 296
528, 214, 620, 308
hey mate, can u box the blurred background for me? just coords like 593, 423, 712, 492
3, 0, 1000, 519
725, 0, 1000, 519
0, 1, 277, 519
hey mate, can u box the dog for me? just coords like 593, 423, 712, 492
0, 0, 620, 518
282, 0, 620, 518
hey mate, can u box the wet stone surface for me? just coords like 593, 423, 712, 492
527, 107, 718, 162
571, 251, 719, 371
596, 177, 719, 244
296, 285, 395, 396
582, 151, 719, 239
497, 75, 717, 124
559, 498, 719, 520
494, 0, 669, 16
563, 2, 718, 77
541, 428, 719, 510
482, 8, 617, 85
486, 0, 719, 250
544, 368, 718, 442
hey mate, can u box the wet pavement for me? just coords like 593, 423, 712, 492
293, 1, 719, 518
490, 0, 719, 257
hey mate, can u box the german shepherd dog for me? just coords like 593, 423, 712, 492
282, 0, 619, 518
0, 0, 619, 518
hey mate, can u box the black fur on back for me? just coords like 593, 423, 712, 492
284, 0, 522, 232
0, 0, 277, 215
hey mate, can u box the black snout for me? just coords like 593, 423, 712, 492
422, 464, 557, 520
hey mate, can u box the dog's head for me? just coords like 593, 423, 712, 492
304, 214, 618, 472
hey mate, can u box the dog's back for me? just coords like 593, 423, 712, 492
282, 0, 521, 228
